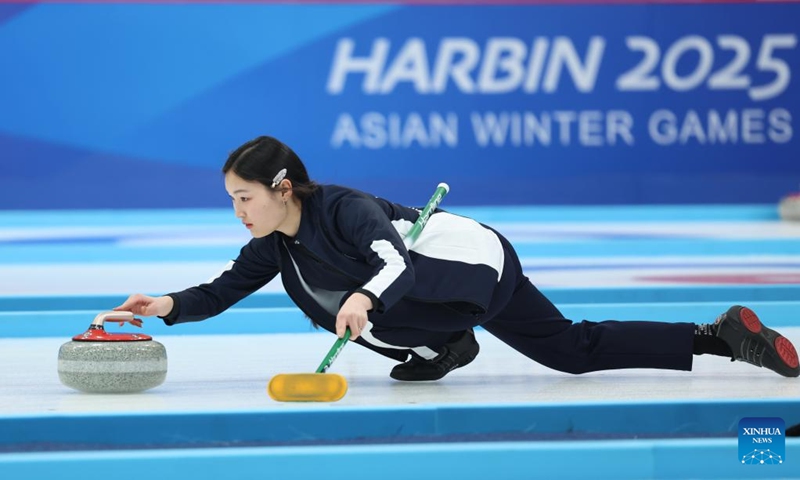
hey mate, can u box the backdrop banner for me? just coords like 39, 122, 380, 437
0, 1, 798, 208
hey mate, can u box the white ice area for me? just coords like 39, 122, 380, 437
3, 329, 799, 414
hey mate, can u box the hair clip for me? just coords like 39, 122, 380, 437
271, 168, 287, 188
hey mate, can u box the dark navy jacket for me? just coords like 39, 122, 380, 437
162, 185, 507, 354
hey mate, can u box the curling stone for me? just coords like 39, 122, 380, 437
57, 311, 167, 393
779, 193, 800, 222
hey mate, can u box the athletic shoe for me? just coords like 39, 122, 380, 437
716, 305, 799, 377
390, 329, 480, 381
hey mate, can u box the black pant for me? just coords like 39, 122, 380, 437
368, 233, 695, 374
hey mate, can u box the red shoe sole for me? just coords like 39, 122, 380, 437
740, 307, 762, 334
775, 336, 800, 369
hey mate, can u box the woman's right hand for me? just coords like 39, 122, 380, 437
114, 294, 174, 318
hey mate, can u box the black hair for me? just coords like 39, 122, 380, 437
222, 136, 319, 199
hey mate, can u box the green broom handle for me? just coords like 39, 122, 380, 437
316, 329, 351, 373
404, 182, 450, 249
315, 182, 450, 373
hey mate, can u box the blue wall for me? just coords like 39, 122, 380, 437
0, 2, 798, 208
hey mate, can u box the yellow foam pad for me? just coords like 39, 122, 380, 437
267, 373, 348, 402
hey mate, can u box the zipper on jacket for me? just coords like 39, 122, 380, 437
291, 239, 363, 284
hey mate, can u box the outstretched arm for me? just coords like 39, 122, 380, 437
115, 239, 280, 325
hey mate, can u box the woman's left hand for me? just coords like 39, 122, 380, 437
336, 292, 373, 341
